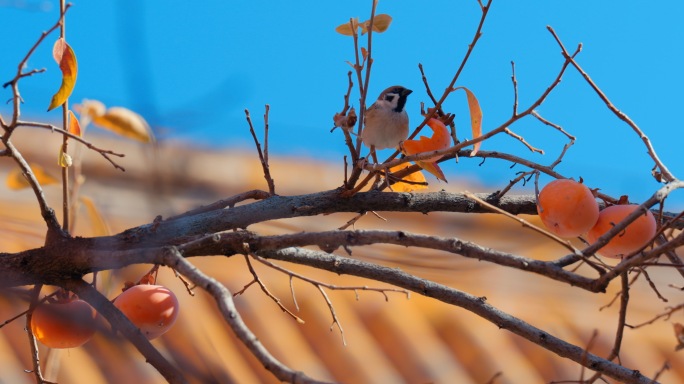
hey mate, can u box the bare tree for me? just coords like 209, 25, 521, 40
1, 1, 682, 383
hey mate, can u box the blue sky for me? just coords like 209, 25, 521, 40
2, 1, 683, 208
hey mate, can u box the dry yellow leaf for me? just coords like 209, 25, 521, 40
388, 164, 428, 192
74, 100, 153, 143
335, 18, 359, 36
454, 86, 483, 156
361, 14, 392, 34
6, 164, 59, 190
91, 107, 154, 143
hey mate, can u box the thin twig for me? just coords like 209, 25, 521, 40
59, 0, 70, 234
380, 0, 493, 169
317, 285, 347, 346
588, 273, 630, 382
531, 110, 575, 141
240, 254, 305, 323
627, 303, 684, 329
245, 108, 276, 195
409, 0, 492, 141
0, 290, 60, 330
579, 329, 599, 383
494, 170, 536, 199
17, 121, 126, 170
419, 63, 440, 106
510, 61, 518, 116
503, 127, 544, 154
254, 255, 410, 301
547, 26, 676, 182
463, 191, 580, 254
639, 267, 668, 303
338, 211, 368, 230
651, 362, 670, 383
3, 4, 72, 128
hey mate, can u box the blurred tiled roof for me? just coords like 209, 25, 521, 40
1, 133, 682, 383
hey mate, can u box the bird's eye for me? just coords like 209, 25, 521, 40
384, 94, 396, 102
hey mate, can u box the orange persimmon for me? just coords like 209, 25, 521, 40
587, 204, 656, 258
537, 179, 599, 237
114, 284, 179, 340
30, 299, 96, 349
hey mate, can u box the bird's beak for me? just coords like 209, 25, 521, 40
402, 88, 413, 97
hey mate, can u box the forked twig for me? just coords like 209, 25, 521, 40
238, 254, 305, 324
2, 4, 72, 128
409, 0, 493, 141
494, 170, 535, 199
317, 285, 347, 346
245, 107, 276, 195
251, 254, 411, 347
627, 303, 684, 329
254, 255, 410, 302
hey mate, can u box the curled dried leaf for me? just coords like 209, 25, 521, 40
48, 38, 78, 111
333, 107, 357, 132
400, 118, 450, 182
401, 118, 450, 162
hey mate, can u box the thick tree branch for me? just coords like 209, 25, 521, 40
1, 189, 681, 289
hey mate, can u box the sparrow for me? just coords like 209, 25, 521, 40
361, 86, 413, 152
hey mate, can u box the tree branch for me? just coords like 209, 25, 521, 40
260, 247, 658, 384
159, 247, 331, 384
